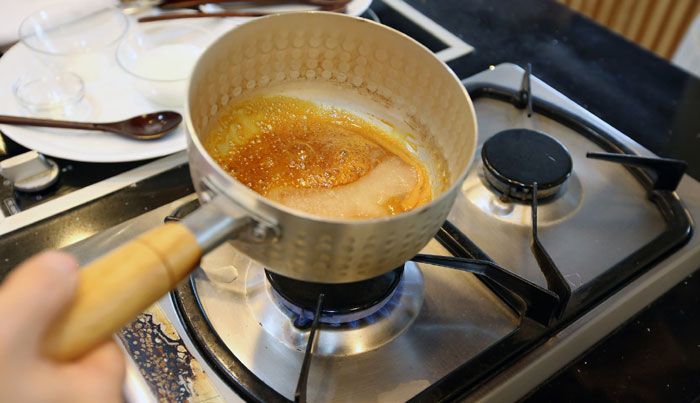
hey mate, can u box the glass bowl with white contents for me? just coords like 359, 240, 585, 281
116, 23, 213, 108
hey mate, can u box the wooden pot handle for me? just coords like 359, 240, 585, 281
42, 222, 202, 361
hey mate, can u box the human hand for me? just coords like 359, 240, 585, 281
0, 251, 125, 403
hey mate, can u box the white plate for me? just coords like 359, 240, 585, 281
0, 2, 372, 163
0, 43, 187, 163
199, 0, 372, 18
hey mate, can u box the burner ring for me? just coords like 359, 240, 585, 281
253, 262, 424, 356
265, 267, 403, 324
482, 129, 572, 200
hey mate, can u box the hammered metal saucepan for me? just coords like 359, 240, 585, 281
42, 12, 477, 361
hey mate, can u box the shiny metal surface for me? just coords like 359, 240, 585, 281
192, 239, 518, 401
450, 66, 665, 289
184, 12, 478, 283
466, 158, 584, 227
63, 195, 198, 265
198, 255, 424, 356
482, 166, 567, 201
181, 198, 246, 253
463, 63, 700, 403
0, 151, 59, 192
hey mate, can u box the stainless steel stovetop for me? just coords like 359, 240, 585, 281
62, 63, 700, 402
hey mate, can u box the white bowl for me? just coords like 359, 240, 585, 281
116, 23, 212, 107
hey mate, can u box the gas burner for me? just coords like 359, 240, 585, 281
244, 260, 424, 356
266, 267, 404, 326
482, 129, 573, 201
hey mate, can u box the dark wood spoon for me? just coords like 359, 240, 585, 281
160, 0, 351, 9
0, 111, 182, 140
138, 4, 346, 22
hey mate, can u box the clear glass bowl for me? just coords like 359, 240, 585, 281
18, 3, 129, 80
116, 23, 212, 107
13, 72, 85, 118
19, 4, 129, 56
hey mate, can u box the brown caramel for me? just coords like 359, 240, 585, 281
205, 95, 431, 218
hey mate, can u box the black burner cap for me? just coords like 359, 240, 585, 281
265, 267, 404, 315
482, 129, 572, 199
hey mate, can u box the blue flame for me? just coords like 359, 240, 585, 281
273, 272, 410, 329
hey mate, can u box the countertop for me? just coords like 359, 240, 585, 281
395, 0, 700, 400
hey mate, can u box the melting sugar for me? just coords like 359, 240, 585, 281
205, 95, 431, 218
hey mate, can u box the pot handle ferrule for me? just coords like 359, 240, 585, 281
180, 197, 253, 253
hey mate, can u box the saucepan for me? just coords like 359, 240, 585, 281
42, 12, 478, 361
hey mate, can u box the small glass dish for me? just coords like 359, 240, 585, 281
116, 23, 212, 107
13, 73, 85, 118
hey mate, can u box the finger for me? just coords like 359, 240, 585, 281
59, 340, 126, 403
30, 339, 126, 403
0, 251, 78, 349
75, 339, 126, 383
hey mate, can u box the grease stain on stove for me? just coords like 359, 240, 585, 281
118, 304, 223, 403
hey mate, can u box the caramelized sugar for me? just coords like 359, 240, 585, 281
205, 95, 432, 218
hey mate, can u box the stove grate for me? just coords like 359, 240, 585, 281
410, 64, 694, 401
170, 64, 693, 402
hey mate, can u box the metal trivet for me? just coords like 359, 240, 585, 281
409, 64, 692, 401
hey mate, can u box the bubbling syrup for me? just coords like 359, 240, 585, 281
205, 95, 432, 218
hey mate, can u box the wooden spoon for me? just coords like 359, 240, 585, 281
0, 112, 182, 140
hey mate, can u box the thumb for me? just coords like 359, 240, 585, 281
0, 251, 79, 350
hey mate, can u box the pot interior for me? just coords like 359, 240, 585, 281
187, 12, 477, 203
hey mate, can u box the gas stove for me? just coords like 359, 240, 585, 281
31, 63, 695, 402
1, 2, 700, 401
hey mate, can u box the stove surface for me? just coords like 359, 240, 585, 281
57, 63, 700, 402
462, 64, 700, 402
453, 66, 666, 291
